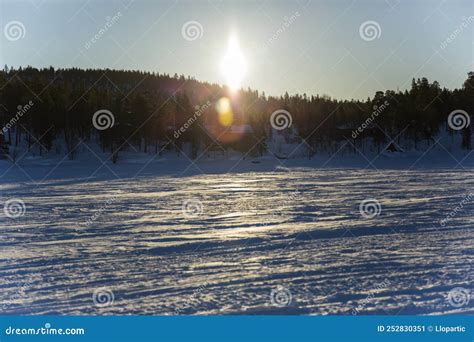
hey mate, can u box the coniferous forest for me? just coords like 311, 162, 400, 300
0, 66, 472, 162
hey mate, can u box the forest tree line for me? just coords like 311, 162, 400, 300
0, 66, 472, 162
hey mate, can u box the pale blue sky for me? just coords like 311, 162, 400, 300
1, 0, 473, 100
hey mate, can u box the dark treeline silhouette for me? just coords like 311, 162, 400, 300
0, 66, 472, 162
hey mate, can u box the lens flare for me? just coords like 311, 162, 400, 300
215, 97, 233, 127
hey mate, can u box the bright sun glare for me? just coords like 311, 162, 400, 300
220, 35, 247, 91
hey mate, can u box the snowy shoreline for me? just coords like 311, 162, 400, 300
1, 147, 473, 184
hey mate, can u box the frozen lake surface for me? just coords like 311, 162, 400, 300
0, 167, 472, 315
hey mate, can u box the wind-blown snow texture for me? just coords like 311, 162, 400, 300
0, 157, 472, 315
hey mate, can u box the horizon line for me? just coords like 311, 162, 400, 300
2, 64, 472, 103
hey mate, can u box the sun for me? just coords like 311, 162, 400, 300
220, 35, 247, 91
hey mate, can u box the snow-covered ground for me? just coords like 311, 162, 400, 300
0, 150, 473, 315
